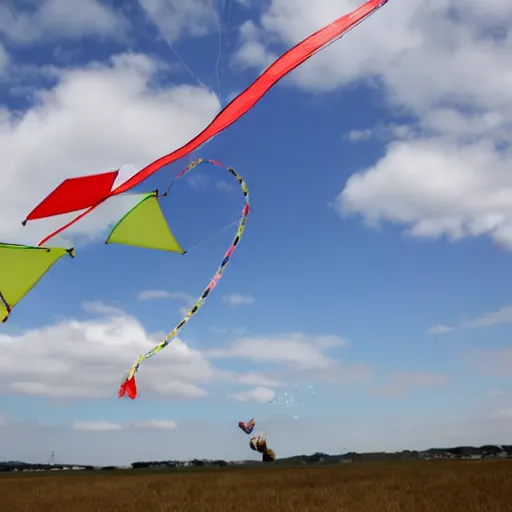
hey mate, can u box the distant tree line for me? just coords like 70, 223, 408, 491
2, 445, 511, 472
131, 459, 228, 469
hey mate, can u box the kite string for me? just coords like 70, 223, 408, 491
166, 39, 209, 91
121, 158, 250, 390
184, 219, 238, 254
142, 4, 210, 92
209, 0, 224, 104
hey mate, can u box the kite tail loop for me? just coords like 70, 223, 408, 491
118, 158, 250, 400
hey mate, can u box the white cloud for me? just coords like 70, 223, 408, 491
338, 139, 512, 247
0, 302, 294, 402
135, 419, 178, 429
0, 302, 221, 400
0, 0, 129, 44
231, 20, 277, 70
222, 293, 255, 306
138, 0, 217, 42
426, 324, 454, 336
345, 129, 372, 142
236, 0, 512, 249
464, 305, 512, 328
208, 332, 346, 371
374, 371, 450, 397
343, 124, 415, 143
0, 52, 218, 246
137, 290, 194, 303
73, 420, 124, 431
81, 301, 124, 316
227, 386, 276, 403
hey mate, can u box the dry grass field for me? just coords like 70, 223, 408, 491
1, 460, 512, 512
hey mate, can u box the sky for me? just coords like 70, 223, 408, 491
0, 0, 512, 466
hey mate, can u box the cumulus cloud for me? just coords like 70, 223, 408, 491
222, 293, 255, 306
208, 332, 345, 370
0, 302, 221, 400
206, 333, 372, 386
236, 0, 512, 249
0, 0, 129, 44
0, 303, 327, 401
338, 139, 512, 246
0, 52, 218, 246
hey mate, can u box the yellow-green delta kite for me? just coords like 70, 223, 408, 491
0, 243, 74, 323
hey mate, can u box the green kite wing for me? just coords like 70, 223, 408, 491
105, 193, 185, 253
0, 243, 73, 322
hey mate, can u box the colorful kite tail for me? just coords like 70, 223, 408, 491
118, 159, 250, 399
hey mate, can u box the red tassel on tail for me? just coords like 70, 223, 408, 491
118, 376, 137, 399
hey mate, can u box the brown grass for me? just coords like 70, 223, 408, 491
1, 460, 512, 512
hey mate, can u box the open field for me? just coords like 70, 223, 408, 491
1, 460, 512, 512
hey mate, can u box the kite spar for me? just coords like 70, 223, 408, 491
117, 158, 249, 399
23, 0, 389, 246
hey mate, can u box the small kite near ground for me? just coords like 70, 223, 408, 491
238, 418, 255, 435
0, 242, 74, 323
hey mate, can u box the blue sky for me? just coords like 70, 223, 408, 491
0, 0, 512, 465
